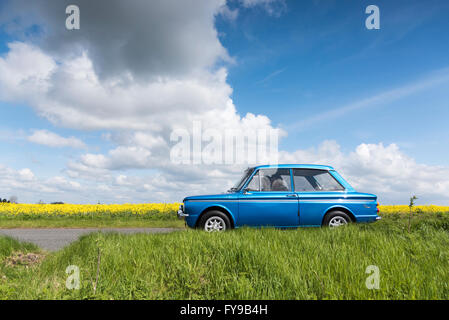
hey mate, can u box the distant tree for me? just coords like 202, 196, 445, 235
37, 200, 45, 204
9, 195, 18, 204
51, 202, 65, 205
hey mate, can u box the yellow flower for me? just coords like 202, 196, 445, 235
0, 202, 181, 217
379, 205, 449, 214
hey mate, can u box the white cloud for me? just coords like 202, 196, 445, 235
0, 42, 56, 102
280, 141, 449, 205
0, 44, 277, 137
18, 168, 35, 181
0, 165, 83, 203
46, 176, 81, 191
28, 130, 86, 149
80, 146, 153, 170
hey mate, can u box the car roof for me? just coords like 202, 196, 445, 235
252, 164, 334, 170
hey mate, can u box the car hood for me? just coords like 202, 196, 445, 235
183, 193, 238, 202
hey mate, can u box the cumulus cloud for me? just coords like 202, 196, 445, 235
18, 168, 35, 181
0, 0, 284, 136
280, 141, 449, 204
28, 130, 86, 148
0, 165, 83, 203
0, 42, 56, 102
1, 0, 231, 80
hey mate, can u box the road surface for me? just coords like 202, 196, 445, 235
0, 228, 178, 251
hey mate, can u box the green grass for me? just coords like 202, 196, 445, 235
0, 216, 185, 229
0, 236, 40, 259
1, 213, 448, 299
0, 236, 43, 297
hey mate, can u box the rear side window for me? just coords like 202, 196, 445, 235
293, 169, 344, 192
293, 175, 315, 191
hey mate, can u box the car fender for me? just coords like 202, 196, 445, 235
321, 204, 357, 222
197, 204, 237, 227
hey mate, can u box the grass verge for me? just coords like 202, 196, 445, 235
0, 236, 44, 297
0, 213, 448, 299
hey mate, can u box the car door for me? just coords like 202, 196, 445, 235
293, 169, 346, 226
238, 168, 299, 227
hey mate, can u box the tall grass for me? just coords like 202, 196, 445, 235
0, 237, 39, 259
1, 214, 448, 300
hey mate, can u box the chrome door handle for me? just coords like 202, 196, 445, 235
286, 194, 297, 198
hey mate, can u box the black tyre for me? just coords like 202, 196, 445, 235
198, 210, 231, 232
322, 211, 351, 227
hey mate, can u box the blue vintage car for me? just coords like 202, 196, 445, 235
177, 164, 380, 231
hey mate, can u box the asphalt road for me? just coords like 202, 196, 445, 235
0, 228, 178, 251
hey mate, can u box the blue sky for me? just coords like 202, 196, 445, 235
218, 0, 449, 164
0, 0, 449, 204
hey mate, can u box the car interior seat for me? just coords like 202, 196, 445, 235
271, 178, 289, 191
261, 176, 271, 191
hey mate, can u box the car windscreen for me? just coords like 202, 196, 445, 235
232, 168, 254, 191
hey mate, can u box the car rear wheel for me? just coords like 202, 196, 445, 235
323, 211, 351, 228
199, 211, 231, 232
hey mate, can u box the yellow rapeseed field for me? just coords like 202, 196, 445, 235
379, 205, 449, 214
0, 203, 181, 217
0, 203, 448, 217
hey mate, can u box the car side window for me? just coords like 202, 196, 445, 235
293, 175, 315, 191
259, 169, 292, 192
293, 169, 345, 192
246, 171, 260, 191
314, 172, 345, 191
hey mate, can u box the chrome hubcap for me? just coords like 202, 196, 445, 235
329, 216, 348, 227
204, 216, 226, 232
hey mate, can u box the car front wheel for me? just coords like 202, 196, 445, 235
199, 211, 231, 232
323, 211, 351, 227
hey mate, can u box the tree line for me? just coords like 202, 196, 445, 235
1, 196, 18, 203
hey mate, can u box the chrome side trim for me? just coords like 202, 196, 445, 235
186, 199, 373, 203
239, 200, 298, 203
299, 199, 374, 203
356, 215, 380, 218
188, 199, 299, 202
187, 199, 235, 202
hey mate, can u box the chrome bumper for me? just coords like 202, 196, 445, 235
376, 216, 382, 220
177, 204, 189, 219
